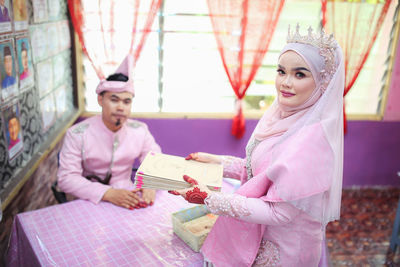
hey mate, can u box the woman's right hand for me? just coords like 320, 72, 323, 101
185, 152, 222, 164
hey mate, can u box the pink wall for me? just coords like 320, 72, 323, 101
384, 31, 400, 120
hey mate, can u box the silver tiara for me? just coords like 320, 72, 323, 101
287, 24, 338, 92
287, 24, 337, 51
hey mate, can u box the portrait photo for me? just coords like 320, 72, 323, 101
13, 0, 29, 31
0, 40, 18, 102
16, 37, 34, 90
0, 0, 12, 33
2, 100, 24, 160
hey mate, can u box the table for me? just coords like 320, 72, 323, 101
6, 181, 238, 267
6, 180, 329, 266
7, 192, 204, 266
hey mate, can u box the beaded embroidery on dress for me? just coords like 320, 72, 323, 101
205, 192, 251, 218
245, 138, 260, 181
253, 240, 281, 267
220, 155, 247, 180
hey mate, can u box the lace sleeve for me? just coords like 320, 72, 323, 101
205, 192, 251, 218
205, 193, 301, 225
220, 156, 246, 180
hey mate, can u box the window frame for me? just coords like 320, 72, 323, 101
77, 0, 399, 121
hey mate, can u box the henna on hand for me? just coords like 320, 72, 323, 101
183, 174, 198, 185
185, 187, 208, 204
168, 190, 180, 195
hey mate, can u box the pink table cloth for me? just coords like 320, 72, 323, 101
6, 190, 207, 267
6, 180, 329, 266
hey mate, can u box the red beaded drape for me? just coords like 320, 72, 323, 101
322, 0, 392, 132
68, 0, 162, 79
207, 0, 284, 138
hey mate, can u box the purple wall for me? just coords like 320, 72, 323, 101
343, 120, 400, 187
138, 118, 400, 188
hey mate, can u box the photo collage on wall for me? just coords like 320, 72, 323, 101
30, 0, 72, 135
0, 0, 30, 160
0, 0, 71, 160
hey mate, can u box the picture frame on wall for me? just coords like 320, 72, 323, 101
2, 99, 24, 160
36, 59, 53, 98
0, 40, 18, 102
15, 36, 34, 91
39, 91, 56, 133
0, 0, 12, 33
12, 0, 28, 32
32, 0, 48, 23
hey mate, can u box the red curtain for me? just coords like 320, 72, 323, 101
207, 0, 284, 138
68, 0, 162, 79
322, 0, 392, 132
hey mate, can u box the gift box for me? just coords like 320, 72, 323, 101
172, 205, 218, 252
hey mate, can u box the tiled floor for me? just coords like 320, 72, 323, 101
326, 187, 400, 267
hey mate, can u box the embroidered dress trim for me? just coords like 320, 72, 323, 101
220, 156, 246, 180
205, 192, 251, 218
253, 239, 281, 267
245, 138, 260, 181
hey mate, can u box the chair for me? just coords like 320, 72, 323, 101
51, 181, 68, 203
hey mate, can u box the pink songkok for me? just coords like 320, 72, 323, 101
95, 55, 135, 95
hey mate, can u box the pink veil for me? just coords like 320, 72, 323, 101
201, 27, 345, 266
254, 41, 345, 226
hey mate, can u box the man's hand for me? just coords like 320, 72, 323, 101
185, 152, 222, 164
140, 188, 156, 206
102, 188, 141, 209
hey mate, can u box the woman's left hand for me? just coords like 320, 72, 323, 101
168, 175, 212, 204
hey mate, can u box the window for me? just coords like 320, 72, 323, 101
83, 0, 396, 118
